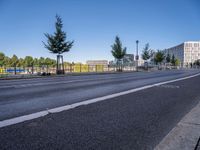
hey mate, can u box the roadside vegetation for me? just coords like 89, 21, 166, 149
141, 43, 154, 70
0, 52, 57, 75
111, 36, 126, 72
43, 15, 74, 74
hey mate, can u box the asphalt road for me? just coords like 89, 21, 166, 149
0, 69, 200, 121
0, 69, 200, 149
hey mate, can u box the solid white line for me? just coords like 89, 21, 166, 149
0, 73, 200, 128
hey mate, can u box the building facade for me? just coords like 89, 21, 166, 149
86, 60, 108, 66
122, 54, 134, 66
165, 41, 200, 67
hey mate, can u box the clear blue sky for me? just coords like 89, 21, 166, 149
0, 0, 199, 63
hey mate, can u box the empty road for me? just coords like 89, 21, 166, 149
0, 69, 200, 149
0, 69, 199, 121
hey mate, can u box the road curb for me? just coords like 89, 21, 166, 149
154, 100, 200, 150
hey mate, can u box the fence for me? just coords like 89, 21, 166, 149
0, 64, 109, 74
1, 63, 149, 75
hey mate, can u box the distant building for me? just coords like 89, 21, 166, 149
164, 41, 200, 67
138, 59, 145, 66
86, 60, 108, 66
122, 54, 134, 66
109, 54, 144, 68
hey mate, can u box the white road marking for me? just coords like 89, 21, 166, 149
0, 73, 200, 128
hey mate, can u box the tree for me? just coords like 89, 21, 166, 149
38, 57, 45, 67
175, 59, 180, 66
33, 58, 39, 73
3, 56, 11, 68
166, 53, 171, 63
38, 57, 45, 72
111, 36, 126, 71
154, 50, 165, 69
45, 57, 55, 73
18, 58, 25, 68
43, 15, 74, 74
194, 60, 200, 66
171, 54, 176, 66
34, 58, 39, 67
141, 43, 154, 70
24, 56, 34, 74
10, 55, 19, 75
0, 52, 5, 67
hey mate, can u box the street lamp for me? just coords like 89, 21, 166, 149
136, 40, 139, 72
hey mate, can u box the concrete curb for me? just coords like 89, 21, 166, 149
154, 100, 200, 150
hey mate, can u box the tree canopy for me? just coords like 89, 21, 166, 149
154, 50, 165, 64
141, 43, 153, 61
0, 52, 5, 67
111, 36, 127, 71
166, 53, 171, 63
43, 15, 74, 55
171, 54, 176, 66
24, 56, 34, 67
111, 36, 126, 60
0, 52, 65, 69
10, 55, 19, 67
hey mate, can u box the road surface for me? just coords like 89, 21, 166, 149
0, 69, 200, 149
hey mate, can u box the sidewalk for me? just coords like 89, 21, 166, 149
155, 100, 200, 150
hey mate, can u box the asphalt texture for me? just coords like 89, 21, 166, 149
196, 138, 200, 150
0, 69, 200, 121
0, 69, 200, 149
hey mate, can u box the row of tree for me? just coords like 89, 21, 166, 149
0, 53, 57, 68
141, 44, 180, 67
110, 37, 181, 71
0, 52, 57, 74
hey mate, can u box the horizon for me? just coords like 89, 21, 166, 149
0, 0, 200, 63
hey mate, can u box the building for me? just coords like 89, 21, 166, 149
109, 54, 145, 67
86, 60, 108, 66
122, 54, 134, 66
138, 59, 145, 66
165, 41, 200, 67
86, 60, 108, 72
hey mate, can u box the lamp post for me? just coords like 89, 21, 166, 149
136, 40, 139, 72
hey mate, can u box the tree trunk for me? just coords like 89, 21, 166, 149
56, 55, 65, 75
47, 65, 49, 73
61, 55, 64, 74
56, 55, 59, 74
14, 64, 16, 75
116, 59, 119, 72
32, 64, 34, 74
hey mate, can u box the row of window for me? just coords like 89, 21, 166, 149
185, 43, 200, 48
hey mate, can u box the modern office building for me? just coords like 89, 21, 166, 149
165, 41, 200, 67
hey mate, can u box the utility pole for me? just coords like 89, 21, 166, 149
136, 40, 139, 72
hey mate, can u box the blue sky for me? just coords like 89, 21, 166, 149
0, 0, 200, 63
